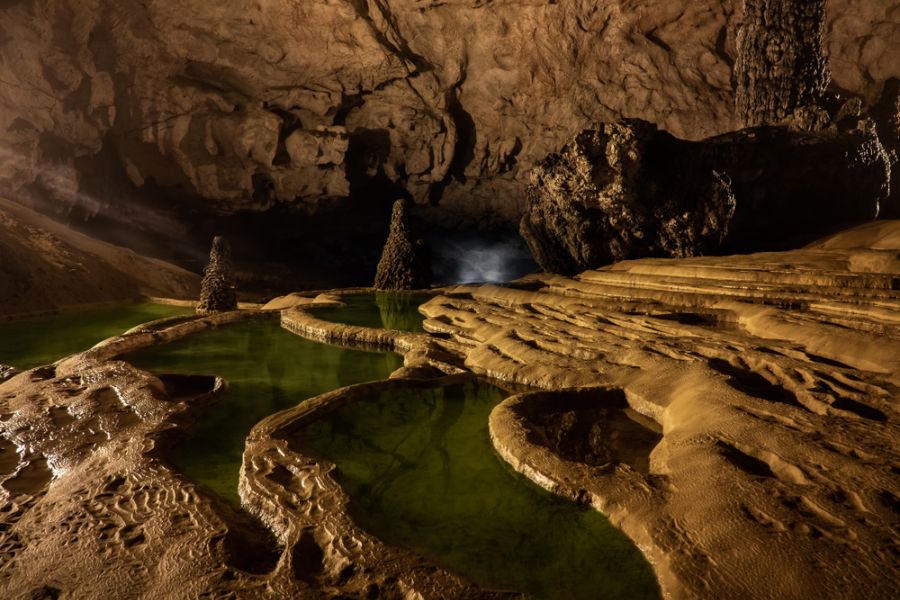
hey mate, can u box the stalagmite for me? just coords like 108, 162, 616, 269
196, 236, 237, 314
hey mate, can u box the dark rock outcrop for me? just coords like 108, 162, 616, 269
521, 119, 890, 275
872, 78, 900, 217
735, 0, 830, 127
0, 364, 18, 382
196, 236, 237, 314
374, 200, 431, 291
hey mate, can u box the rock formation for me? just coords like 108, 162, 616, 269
0, 0, 896, 253
0, 364, 17, 382
735, 0, 830, 127
196, 236, 237, 314
873, 78, 900, 217
521, 118, 889, 274
374, 200, 431, 291
0, 197, 198, 317
420, 223, 900, 598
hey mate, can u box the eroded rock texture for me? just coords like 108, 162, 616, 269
374, 200, 431, 291
196, 236, 237, 314
521, 118, 889, 274
0, 0, 897, 234
735, 0, 830, 127
422, 220, 900, 599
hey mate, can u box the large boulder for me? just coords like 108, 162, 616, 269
521, 119, 890, 274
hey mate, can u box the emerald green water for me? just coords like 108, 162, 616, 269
128, 319, 403, 502
313, 292, 432, 332
0, 302, 192, 370
298, 380, 661, 600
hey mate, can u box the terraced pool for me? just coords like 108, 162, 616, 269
311, 291, 432, 332
297, 379, 660, 600
128, 318, 402, 502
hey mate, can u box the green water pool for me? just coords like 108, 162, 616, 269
298, 380, 661, 600
312, 291, 432, 332
0, 302, 193, 370
127, 319, 403, 502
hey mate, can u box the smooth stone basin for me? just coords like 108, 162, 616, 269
128, 319, 403, 503
0, 302, 193, 370
311, 291, 433, 332
296, 379, 661, 600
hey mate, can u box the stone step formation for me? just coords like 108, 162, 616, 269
195, 236, 237, 314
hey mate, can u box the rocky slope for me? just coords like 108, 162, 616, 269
1, 0, 898, 232
0, 197, 198, 318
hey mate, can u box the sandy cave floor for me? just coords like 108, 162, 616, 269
0, 221, 898, 599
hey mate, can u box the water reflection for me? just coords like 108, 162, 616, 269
128, 319, 402, 503
298, 380, 660, 600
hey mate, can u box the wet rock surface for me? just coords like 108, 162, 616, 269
426, 221, 900, 599
0, 221, 898, 598
522, 118, 890, 273
0, 365, 17, 382
514, 389, 663, 475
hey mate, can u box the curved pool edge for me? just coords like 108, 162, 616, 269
489, 390, 678, 600
238, 373, 519, 598
280, 305, 469, 378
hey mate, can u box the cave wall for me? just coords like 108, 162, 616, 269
0, 0, 898, 235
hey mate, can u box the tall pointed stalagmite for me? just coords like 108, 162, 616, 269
196, 236, 237, 314
374, 200, 431, 290
735, 0, 830, 127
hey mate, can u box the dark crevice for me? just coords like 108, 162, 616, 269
832, 397, 887, 422
292, 530, 325, 582
707, 359, 803, 408
219, 514, 281, 575
331, 92, 367, 126
715, 441, 776, 479
645, 28, 672, 53
715, 25, 735, 69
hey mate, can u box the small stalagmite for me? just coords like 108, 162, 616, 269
196, 236, 237, 314
374, 200, 431, 290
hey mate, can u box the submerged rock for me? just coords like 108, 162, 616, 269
196, 236, 237, 314
374, 200, 431, 291
521, 119, 890, 274
0, 363, 18, 382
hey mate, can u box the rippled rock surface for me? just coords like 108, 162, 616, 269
425, 220, 900, 599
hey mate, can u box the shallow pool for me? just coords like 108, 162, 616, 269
297, 379, 661, 600
0, 302, 193, 370
311, 292, 432, 332
128, 319, 403, 503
